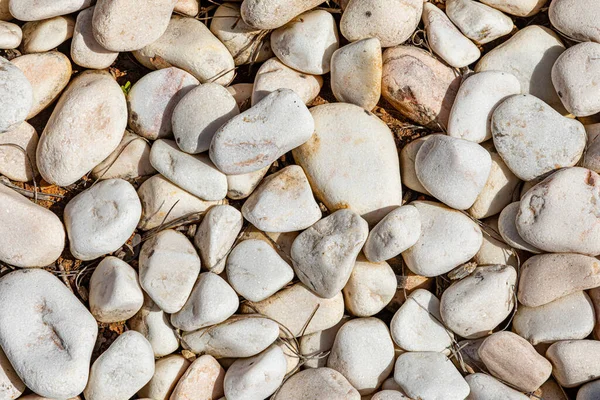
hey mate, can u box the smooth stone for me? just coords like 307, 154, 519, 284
138, 355, 190, 400
170, 355, 225, 400
448, 71, 521, 143
327, 318, 395, 395
475, 25, 566, 113
0, 21, 20, 49
91, 131, 155, 180
84, 331, 155, 400
71, 6, 118, 69
273, 368, 360, 400
546, 340, 600, 387
252, 57, 322, 106
181, 315, 279, 358
513, 291, 595, 345
0, 121, 38, 181
0, 184, 64, 267
226, 239, 294, 302
21, 16, 74, 53
382, 46, 460, 128
134, 16, 235, 85
578, 380, 600, 400
92, 0, 176, 52
402, 201, 482, 277
240, 0, 324, 30
291, 209, 368, 298
36, 71, 126, 185
228, 83, 253, 111
239, 226, 298, 260
17, 396, 81, 400
423, 3, 480, 68
139, 229, 200, 314
371, 391, 411, 400
391, 289, 453, 353
240, 282, 345, 337
293, 102, 402, 224
210, 2, 272, 66
0, 347, 24, 400
340, 0, 422, 48
517, 167, 600, 255
0, 57, 32, 133
474, 216, 518, 268
481, 0, 546, 17
226, 166, 270, 200
465, 373, 529, 400
171, 272, 238, 331
549, 0, 600, 43
584, 123, 600, 174
416, 134, 492, 210
172, 83, 239, 154
400, 136, 431, 195
9, 0, 93, 21
441, 265, 517, 339
478, 331, 552, 392
492, 94, 586, 181
137, 174, 225, 230
210, 88, 314, 174
11, 51, 71, 119
242, 165, 321, 232
89, 256, 144, 323
343, 256, 396, 317
127, 295, 180, 358
174, 0, 199, 16
498, 202, 542, 253
552, 42, 600, 117
394, 352, 470, 400
330, 38, 382, 110
446, 0, 513, 44
194, 204, 242, 274
299, 317, 349, 368
0, 269, 97, 398
127, 67, 198, 140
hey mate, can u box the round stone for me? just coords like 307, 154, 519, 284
21, 16, 74, 54
0, 56, 32, 133
342, 256, 396, 317
170, 355, 225, 400
0, 21, 21, 49
71, 6, 118, 69
549, 0, 600, 43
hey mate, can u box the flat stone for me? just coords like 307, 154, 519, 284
400, 136, 431, 195
465, 373, 529, 400
71, 6, 118, 69
0, 269, 97, 398
240, 0, 324, 30
172, 83, 239, 154
0, 347, 24, 400
273, 368, 360, 400
138, 355, 189, 400
91, 131, 155, 180
139, 229, 200, 314
546, 340, 600, 387
0, 56, 32, 133
402, 201, 482, 277
549, 0, 600, 43
481, 0, 547, 17
0, 184, 64, 267
448, 71, 521, 143
170, 355, 225, 400
21, 16, 74, 53
0, 121, 38, 182
84, 331, 155, 400
446, 0, 513, 44
0, 21, 20, 49
226, 166, 270, 200
340, 0, 422, 48
9, 0, 93, 21
498, 202, 542, 253
474, 216, 519, 268
36, 71, 126, 186
300, 317, 349, 368
293, 102, 402, 224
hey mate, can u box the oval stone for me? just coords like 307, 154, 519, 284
21, 16, 74, 54
343, 256, 397, 317
0, 121, 38, 182
240, 0, 324, 30
546, 340, 600, 388
71, 6, 118, 69
170, 355, 225, 400
9, 0, 93, 21
446, 0, 513, 44
465, 373, 529, 400
0, 21, 21, 49
0, 57, 33, 133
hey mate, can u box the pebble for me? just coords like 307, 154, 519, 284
363, 205, 421, 262
382, 45, 460, 128
340, 0, 422, 48
475, 25, 566, 112
517, 167, 600, 255
181, 315, 279, 358
9, 0, 93, 21
578, 380, 600, 400
447, 71, 521, 143
0, 57, 32, 133
170, 272, 238, 331
474, 216, 518, 268
343, 256, 397, 317
223, 345, 287, 400
402, 201, 482, 277
327, 318, 395, 395
513, 291, 595, 345
492, 94, 586, 181
394, 352, 470, 400
174, 0, 199, 16
11, 51, 72, 119
330, 38, 382, 110
423, 3, 481, 68
36, 71, 126, 186
134, 16, 235, 85
64, 179, 141, 261
293, 103, 402, 224
400, 136, 431, 195
549, 0, 600, 43
228, 83, 254, 110
498, 202, 542, 253
172, 83, 239, 154
127, 67, 198, 140
481, 0, 546, 17
226, 239, 294, 302
0, 21, 20, 49
89, 256, 144, 323
0, 184, 65, 267
137, 174, 225, 230
291, 209, 368, 298
0, 269, 97, 398
194, 204, 242, 274
139, 229, 200, 314
0, 347, 24, 400
137, 355, 189, 400
273, 367, 360, 400
240, 0, 324, 30
170, 355, 225, 400
478, 331, 552, 392
371, 391, 410, 400
252, 57, 323, 106
0, 121, 38, 182
299, 317, 348, 368
84, 331, 155, 400
21, 16, 74, 54
92, 0, 177, 52
446, 0, 514, 44
465, 373, 529, 400
546, 340, 600, 387
210, 88, 314, 175
91, 131, 155, 180
71, 6, 118, 69
226, 166, 270, 200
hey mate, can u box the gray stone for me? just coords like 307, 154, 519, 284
0, 56, 32, 133
71, 6, 118, 69
21, 16, 74, 53
577, 380, 600, 400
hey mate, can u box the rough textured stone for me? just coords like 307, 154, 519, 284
71, 6, 118, 69
21, 16, 74, 53
0, 57, 32, 133
0, 121, 38, 182
446, 0, 514, 44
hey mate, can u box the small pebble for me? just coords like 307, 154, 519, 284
226, 166, 270, 200
0, 121, 38, 182
170, 355, 225, 400
71, 6, 118, 69
9, 0, 93, 21
0, 21, 20, 49
299, 317, 349, 368
343, 256, 397, 317
400, 136, 432, 195
174, 0, 199, 16
446, 0, 514, 44
474, 216, 518, 268
21, 16, 74, 54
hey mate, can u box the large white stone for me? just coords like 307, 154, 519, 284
549, 0, 600, 43
343, 256, 396, 317
481, 0, 546, 17
71, 6, 118, 69
9, 0, 93, 21
446, 0, 514, 44
21, 16, 74, 54
240, 0, 324, 30
0, 57, 32, 133
91, 131, 155, 180
0, 121, 38, 182
0, 20, 20, 49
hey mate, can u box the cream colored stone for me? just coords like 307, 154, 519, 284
546, 340, 600, 388
0, 122, 38, 182
170, 355, 225, 400
343, 256, 397, 317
